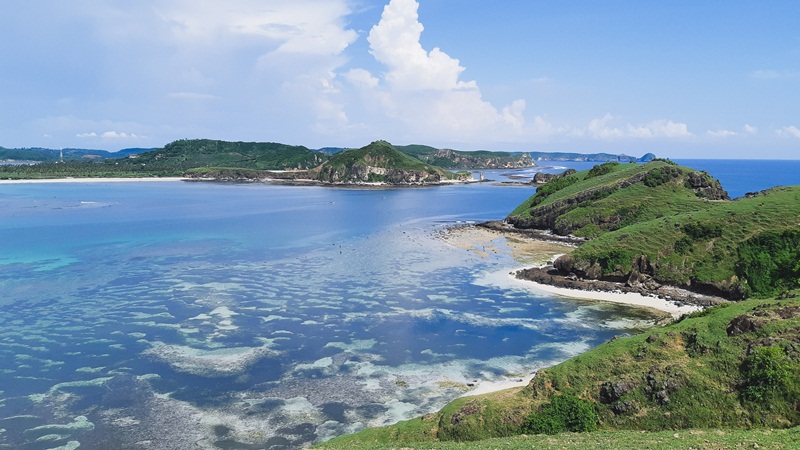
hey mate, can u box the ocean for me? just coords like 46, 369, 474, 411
0, 160, 797, 449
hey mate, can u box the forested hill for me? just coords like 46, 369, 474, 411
123, 139, 326, 171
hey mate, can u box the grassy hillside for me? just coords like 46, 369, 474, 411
315, 140, 466, 184
399, 145, 535, 169
319, 296, 800, 448
505, 161, 800, 299
566, 186, 800, 298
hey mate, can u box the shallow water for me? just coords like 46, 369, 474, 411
0, 171, 712, 449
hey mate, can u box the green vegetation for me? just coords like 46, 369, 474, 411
317, 427, 800, 449
736, 229, 800, 298
319, 297, 800, 448
315, 140, 463, 184
507, 160, 800, 298
524, 393, 599, 434
399, 145, 535, 169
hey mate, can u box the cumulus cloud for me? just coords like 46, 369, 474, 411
101, 131, 138, 139
76, 132, 98, 138
778, 125, 800, 138
340, 0, 525, 142
744, 124, 758, 134
582, 114, 692, 140
367, 0, 475, 92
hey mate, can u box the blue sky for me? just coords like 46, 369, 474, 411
1, 0, 798, 158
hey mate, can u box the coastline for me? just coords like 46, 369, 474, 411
441, 223, 706, 318
0, 177, 188, 184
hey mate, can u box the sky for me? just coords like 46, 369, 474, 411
0, 0, 798, 159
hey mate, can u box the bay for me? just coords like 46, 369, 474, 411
0, 159, 796, 449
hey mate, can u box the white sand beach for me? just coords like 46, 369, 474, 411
442, 224, 701, 318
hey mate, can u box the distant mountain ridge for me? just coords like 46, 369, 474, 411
0, 146, 153, 162
530, 151, 656, 163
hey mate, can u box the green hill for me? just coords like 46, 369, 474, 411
398, 145, 535, 169
314, 140, 468, 184
126, 139, 326, 172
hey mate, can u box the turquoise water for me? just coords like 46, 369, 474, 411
0, 161, 795, 449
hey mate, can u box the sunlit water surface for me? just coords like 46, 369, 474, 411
1, 161, 794, 449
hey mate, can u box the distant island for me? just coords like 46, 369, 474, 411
529, 151, 656, 163
0, 140, 654, 185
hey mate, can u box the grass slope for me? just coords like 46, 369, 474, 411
570, 186, 800, 297
399, 145, 535, 169
319, 296, 800, 448
507, 161, 800, 298
315, 140, 463, 183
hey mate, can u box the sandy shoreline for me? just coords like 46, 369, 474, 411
441, 224, 701, 318
0, 177, 188, 184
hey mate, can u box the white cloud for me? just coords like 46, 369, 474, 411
168, 92, 218, 101
750, 70, 799, 80
340, 0, 525, 142
367, 0, 475, 92
101, 131, 138, 139
627, 120, 691, 139
583, 114, 692, 140
152, 0, 357, 56
744, 124, 758, 134
707, 129, 737, 138
777, 125, 800, 138
76, 132, 98, 138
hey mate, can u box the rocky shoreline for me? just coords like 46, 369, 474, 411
476, 220, 726, 310
514, 266, 725, 309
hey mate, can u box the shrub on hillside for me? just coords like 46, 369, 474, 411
741, 345, 794, 401
736, 229, 800, 297
524, 394, 598, 434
